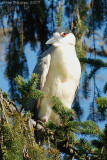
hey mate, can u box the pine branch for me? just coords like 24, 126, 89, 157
73, 95, 83, 120
96, 97, 107, 109
82, 71, 91, 98
43, 96, 105, 159
52, 96, 75, 123
0, 91, 106, 159
14, 73, 45, 112
56, 1, 63, 27
80, 58, 107, 68
0, 92, 9, 124
104, 82, 107, 94
88, 67, 100, 79
0, 93, 49, 160
88, 31, 107, 57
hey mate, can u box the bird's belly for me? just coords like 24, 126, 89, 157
55, 80, 76, 108
42, 49, 81, 108
43, 75, 78, 108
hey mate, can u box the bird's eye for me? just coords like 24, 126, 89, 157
62, 33, 67, 37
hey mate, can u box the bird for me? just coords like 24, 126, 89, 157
32, 27, 81, 124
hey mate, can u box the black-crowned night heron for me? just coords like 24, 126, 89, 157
32, 27, 81, 124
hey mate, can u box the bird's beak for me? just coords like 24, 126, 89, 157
46, 35, 61, 44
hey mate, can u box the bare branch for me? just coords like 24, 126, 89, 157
84, 31, 107, 57
0, 28, 12, 36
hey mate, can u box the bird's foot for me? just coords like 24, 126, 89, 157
43, 116, 48, 123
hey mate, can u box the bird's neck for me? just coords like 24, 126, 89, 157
54, 43, 76, 55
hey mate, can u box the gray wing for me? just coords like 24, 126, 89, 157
33, 46, 55, 90
33, 52, 51, 90
28, 46, 54, 120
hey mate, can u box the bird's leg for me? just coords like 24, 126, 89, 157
38, 98, 52, 123
42, 116, 48, 123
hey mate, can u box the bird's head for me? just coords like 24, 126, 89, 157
46, 27, 76, 47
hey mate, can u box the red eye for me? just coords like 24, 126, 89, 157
62, 33, 67, 37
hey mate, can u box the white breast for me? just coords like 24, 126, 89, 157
38, 44, 81, 122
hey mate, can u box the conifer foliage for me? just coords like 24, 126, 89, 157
0, 89, 48, 160
0, 75, 107, 160
14, 73, 45, 112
